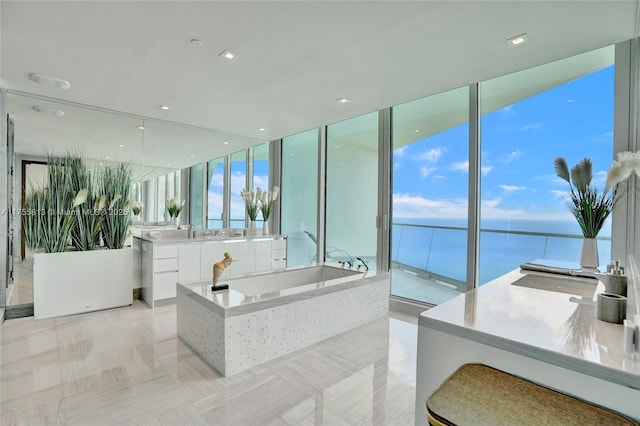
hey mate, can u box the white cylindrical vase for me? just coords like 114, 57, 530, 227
580, 238, 599, 271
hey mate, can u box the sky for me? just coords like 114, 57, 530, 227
393, 65, 615, 223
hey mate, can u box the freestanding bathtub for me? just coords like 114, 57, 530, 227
176, 264, 390, 376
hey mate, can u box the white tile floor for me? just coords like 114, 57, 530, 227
1, 301, 419, 425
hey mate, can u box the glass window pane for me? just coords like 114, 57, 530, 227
230, 150, 247, 228
480, 46, 614, 284
253, 143, 269, 227
157, 175, 166, 222
166, 171, 176, 200
391, 86, 469, 304
326, 112, 378, 269
207, 158, 224, 229
281, 129, 318, 267
190, 163, 204, 230
143, 178, 156, 222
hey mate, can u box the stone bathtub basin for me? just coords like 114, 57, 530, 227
177, 264, 390, 376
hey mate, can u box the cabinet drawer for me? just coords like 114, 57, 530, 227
272, 260, 287, 271
153, 257, 178, 272
272, 248, 287, 260
154, 271, 178, 300
154, 245, 178, 259
272, 239, 286, 251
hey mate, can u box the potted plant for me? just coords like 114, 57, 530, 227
25, 153, 135, 319
166, 197, 184, 227
554, 152, 640, 270
259, 186, 279, 235
240, 188, 260, 235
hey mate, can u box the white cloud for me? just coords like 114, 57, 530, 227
481, 165, 493, 176
417, 148, 443, 163
451, 161, 468, 172
550, 189, 567, 199
392, 193, 528, 219
395, 146, 407, 158
498, 184, 527, 192
593, 170, 607, 187
520, 123, 541, 131
421, 167, 436, 178
503, 150, 522, 163
392, 193, 468, 218
447, 161, 493, 176
499, 105, 517, 117
209, 173, 223, 188
253, 174, 269, 190
567, 98, 575, 103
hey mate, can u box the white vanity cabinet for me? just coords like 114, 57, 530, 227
199, 242, 229, 282
140, 236, 287, 307
141, 243, 179, 306
200, 238, 285, 280
179, 244, 201, 283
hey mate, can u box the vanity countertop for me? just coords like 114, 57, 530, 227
420, 268, 640, 389
135, 233, 286, 245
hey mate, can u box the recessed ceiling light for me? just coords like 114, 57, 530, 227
507, 33, 528, 47
219, 50, 238, 60
414, 129, 420, 133
336, 97, 351, 103
189, 154, 195, 158
137, 126, 145, 130
223, 141, 230, 145
105, 156, 110, 160
190, 38, 202, 46
159, 105, 170, 110
167, 164, 171, 167
32, 106, 64, 116
29, 73, 70, 89
334, 145, 340, 149
257, 128, 266, 132
118, 144, 124, 148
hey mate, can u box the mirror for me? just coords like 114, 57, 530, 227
5, 91, 263, 307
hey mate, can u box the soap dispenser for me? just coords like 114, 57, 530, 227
601, 260, 628, 297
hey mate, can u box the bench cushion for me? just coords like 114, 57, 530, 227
426, 363, 638, 426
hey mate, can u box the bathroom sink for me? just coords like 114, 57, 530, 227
511, 273, 598, 298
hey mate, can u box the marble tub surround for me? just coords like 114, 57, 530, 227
179, 265, 369, 317
177, 265, 390, 376
415, 267, 640, 425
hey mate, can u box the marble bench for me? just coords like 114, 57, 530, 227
426, 364, 638, 426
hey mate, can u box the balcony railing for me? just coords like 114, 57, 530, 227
392, 222, 611, 290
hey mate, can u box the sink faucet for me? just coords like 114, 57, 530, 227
356, 257, 369, 271
339, 259, 353, 269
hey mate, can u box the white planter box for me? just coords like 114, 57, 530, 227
34, 248, 133, 319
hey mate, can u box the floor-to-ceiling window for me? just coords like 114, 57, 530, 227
156, 175, 166, 221
190, 163, 204, 229
326, 112, 378, 269
230, 150, 247, 228
479, 46, 614, 284
207, 157, 224, 228
253, 143, 269, 228
281, 129, 319, 267
391, 87, 469, 304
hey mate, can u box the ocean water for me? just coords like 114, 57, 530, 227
391, 218, 612, 285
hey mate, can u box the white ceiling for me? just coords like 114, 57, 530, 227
1, 1, 638, 169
